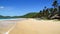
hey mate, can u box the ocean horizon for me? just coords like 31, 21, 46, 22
0, 18, 18, 21
0, 18, 26, 21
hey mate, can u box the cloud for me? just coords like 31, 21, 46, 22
0, 6, 14, 11
0, 6, 4, 9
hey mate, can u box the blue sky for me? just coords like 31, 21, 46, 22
0, 0, 60, 16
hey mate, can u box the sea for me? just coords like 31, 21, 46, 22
0, 18, 19, 20
0, 18, 26, 21
0, 18, 26, 34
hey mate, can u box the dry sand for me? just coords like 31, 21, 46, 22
9, 19, 60, 34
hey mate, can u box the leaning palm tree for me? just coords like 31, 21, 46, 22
52, 0, 58, 14
51, 0, 60, 19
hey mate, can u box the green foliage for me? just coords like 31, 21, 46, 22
52, 0, 58, 8
20, 12, 38, 18
0, 15, 11, 19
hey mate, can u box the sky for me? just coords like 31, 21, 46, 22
0, 0, 60, 16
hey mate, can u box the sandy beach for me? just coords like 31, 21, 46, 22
8, 19, 60, 34
0, 19, 60, 34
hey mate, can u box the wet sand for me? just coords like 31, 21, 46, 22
9, 19, 60, 34
0, 20, 17, 34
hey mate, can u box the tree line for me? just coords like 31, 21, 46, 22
33, 0, 60, 19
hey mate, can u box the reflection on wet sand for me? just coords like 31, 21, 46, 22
0, 20, 17, 34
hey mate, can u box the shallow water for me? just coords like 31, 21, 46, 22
0, 18, 22, 34
0, 20, 16, 34
0, 18, 26, 34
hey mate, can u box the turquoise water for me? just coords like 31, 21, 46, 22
0, 18, 20, 20
0, 18, 17, 34
0, 18, 26, 21
0, 18, 26, 34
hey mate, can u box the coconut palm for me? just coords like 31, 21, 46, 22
52, 0, 58, 8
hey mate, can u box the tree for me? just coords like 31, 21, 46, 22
52, 0, 58, 8
39, 10, 43, 17
50, 0, 60, 19
49, 8, 53, 13
43, 6, 47, 16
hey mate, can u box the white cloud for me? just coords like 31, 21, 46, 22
0, 6, 4, 9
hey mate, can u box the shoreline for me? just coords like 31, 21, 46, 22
0, 18, 60, 34
0, 18, 27, 21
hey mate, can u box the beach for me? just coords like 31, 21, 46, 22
0, 18, 26, 34
0, 18, 60, 34
9, 19, 60, 34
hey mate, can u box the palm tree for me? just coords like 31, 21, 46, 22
52, 0, 59, 14
52, 0, 58, 8
39, 10, 43, 17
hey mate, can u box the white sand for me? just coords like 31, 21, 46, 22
8, 19, 60, 34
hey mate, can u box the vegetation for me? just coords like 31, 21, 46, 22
20, 12, 38, 18
0, 0, 60, 19
11, 12, 38, 18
